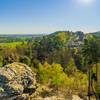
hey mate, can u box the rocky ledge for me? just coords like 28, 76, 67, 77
0, 62, 37, 100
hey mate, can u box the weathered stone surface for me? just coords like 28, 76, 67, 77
0, 62, 36, 99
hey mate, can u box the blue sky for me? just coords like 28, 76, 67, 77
0, 0, 100, 34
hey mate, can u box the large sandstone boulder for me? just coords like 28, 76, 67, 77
0, 62, 37, 99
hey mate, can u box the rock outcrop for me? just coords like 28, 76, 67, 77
0, 62, 37, 100
0, 62, 87, 100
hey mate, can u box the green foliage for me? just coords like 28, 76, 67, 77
65, 58, 77, 75
20, 56, 31, 66
51, 63, 71, 86
38, 62, 72, 87
0, 42, 23, 48
33, 31, 72, 67
0, 35, 33, 43
37, 61, 88, 93
81, 35, 100, 99
92, 63, 100, 94
0, 56, 3, 67
71, 71, 88, 91
82, 37, 100, 66
2, 48, 20, 65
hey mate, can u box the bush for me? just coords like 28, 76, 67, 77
38, 62, 72, 88
65, 58, 77, 75
20, 56, 31, 66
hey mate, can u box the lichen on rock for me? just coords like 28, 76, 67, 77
0, 62, 37, 99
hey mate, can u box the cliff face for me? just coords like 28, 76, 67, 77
0, 62, 37, 100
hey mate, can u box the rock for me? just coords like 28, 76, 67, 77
10, 93, 29, 100
0, 62, 37, 99
72, 95, 83, 100
30, 96, 66, 100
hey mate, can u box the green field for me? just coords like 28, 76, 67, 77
0, 42, 26, 48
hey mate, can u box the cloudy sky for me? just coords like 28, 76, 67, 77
0, 0, 99, 34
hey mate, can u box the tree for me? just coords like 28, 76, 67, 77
2, 47, 20, 65
33, 34, 66, 63
81, 37, 100, 100
65, 57, 77, 75
20, 56, 31, 66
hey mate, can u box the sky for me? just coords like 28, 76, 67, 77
0, 0, 100, 34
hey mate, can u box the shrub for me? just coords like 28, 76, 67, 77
38, 62, 72, 88
20, 56, 30, 66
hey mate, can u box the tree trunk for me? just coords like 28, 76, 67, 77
96, 64, 98, 82
91, 81, 99, 100
88, 67, 92, 100
88, 69, 91, 100
95, 64, 100, 100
